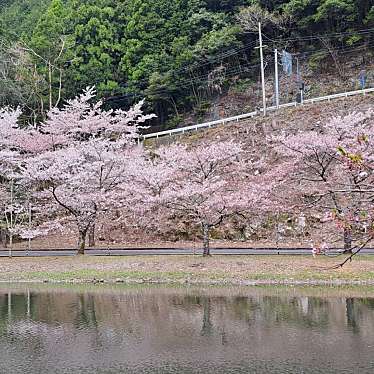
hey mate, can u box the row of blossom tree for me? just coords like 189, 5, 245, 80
1, 88, 374, 261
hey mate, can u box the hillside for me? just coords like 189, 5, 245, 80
9, 93, 374, 250
175, 50, 374, 128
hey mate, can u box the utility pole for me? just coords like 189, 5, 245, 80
295, 57, 304, 104
296, 57, 300, 82
258, 22, 266, 116
274, 49, 280, 109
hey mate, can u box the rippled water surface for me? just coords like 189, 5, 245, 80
0, 284, 374, 373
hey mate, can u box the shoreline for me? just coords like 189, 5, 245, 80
4, 280, 374, 301
2, 277, 374, 287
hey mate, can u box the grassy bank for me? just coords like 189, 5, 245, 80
1, 255, 374, 285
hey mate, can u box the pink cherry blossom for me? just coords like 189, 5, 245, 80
131, 141, 274, 256
18, 88, 154, 254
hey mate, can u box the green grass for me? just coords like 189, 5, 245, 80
4, 268, 374, 284
9, 269, 193, 282
2, 254, 374, 285
244, 271, 374, 282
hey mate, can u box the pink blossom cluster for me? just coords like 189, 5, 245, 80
0, 88, 156, 253
2, 87, 374, 257
276, 108, 374, 252
0, 88, 277, 254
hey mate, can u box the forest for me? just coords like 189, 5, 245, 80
1, 0, 374, 128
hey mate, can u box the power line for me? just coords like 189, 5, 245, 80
106, 61, 263, 102
264, 27, 374, 45
157, 40, 373, 96
105, 41, 261, 101
103, 27, 374, 107
292, 40, 374, 59
109, 37, 374, 105
123, 29, 374, 99
121, 40, 259, 91
179, 40, 258, 72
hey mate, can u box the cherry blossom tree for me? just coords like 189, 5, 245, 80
20, 87, 155, 254
133, 141, 274, 256
276, 109, 374, 261
0, 109, 50, 252
0, 107, 25, 249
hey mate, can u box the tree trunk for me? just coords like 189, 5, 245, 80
202, 223, 210, 257
343, 227, 352, 253
0, 229, 7, 248
77, 230, 87, 255
88, 225, 95, 247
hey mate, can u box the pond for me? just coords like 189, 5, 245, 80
0, 284, 374, 373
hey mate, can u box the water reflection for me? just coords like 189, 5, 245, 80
0, 286, 373, 373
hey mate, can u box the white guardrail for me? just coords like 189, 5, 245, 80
142, 87, 374, 140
